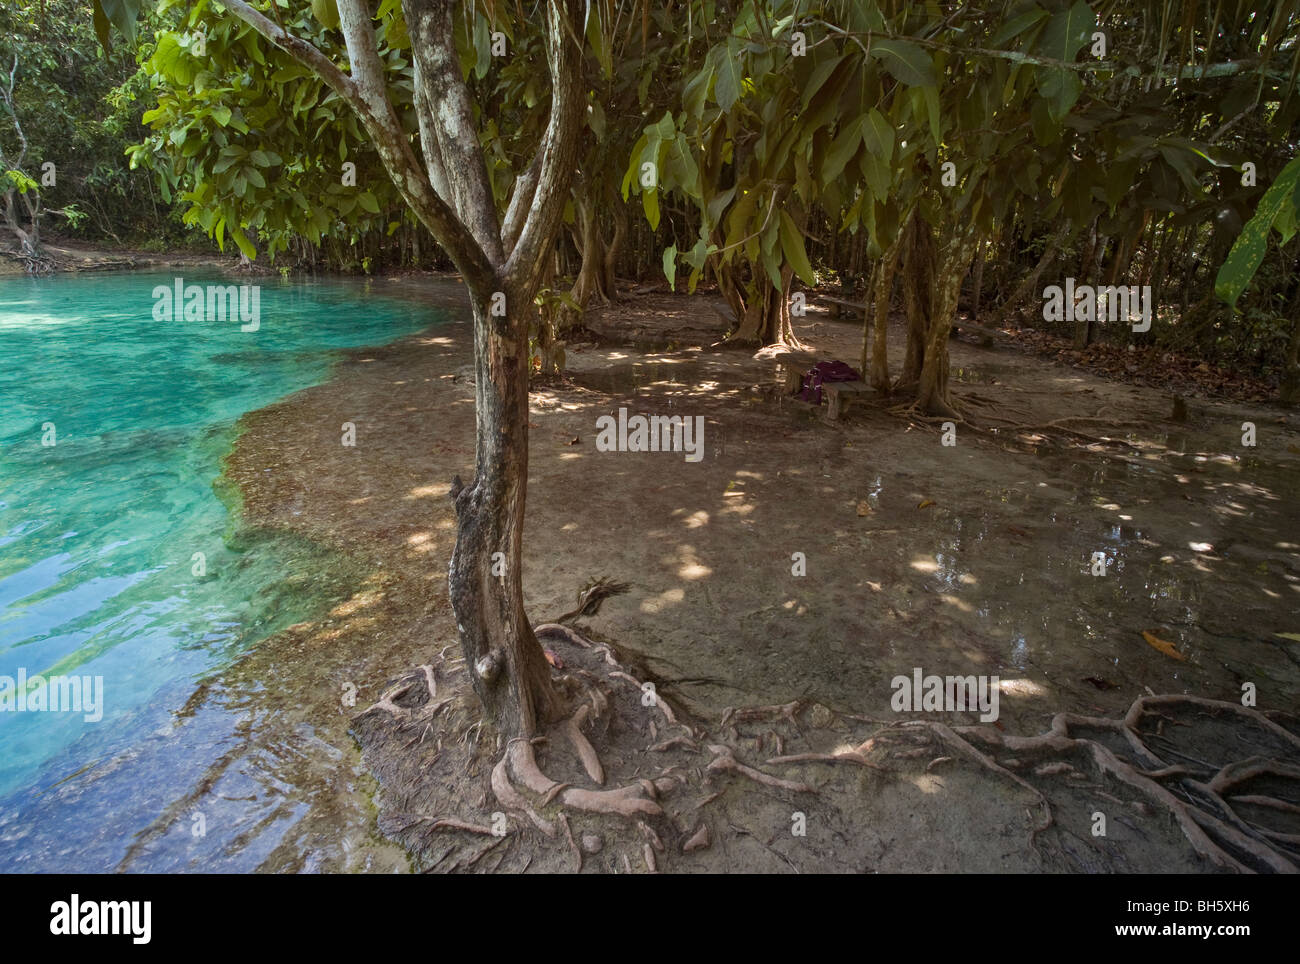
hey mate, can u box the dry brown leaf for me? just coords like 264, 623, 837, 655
917, 499, 936, 510
1142, 630, 1187, 661
856, 501, 873, 516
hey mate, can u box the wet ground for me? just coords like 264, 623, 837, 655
8, 277, 1295, 871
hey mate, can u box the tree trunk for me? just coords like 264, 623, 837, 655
1001, 224, 1068, 326
449, 281, 563, 737
571, 195, 608, 309
900, 212, 935, 389
915, 230, 982, 417
730, 267, 799, 346
859, 261, 877, 377
602, 184, 627, 298
869, 238, 901, 393
1073, 219, 1100, 347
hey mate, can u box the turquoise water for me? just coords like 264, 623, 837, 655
0, 271, 436, 806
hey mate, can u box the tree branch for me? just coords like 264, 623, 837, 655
502, 149, 542, 256
403, 0, 504, 267
213, 0, 495, 285
503, 0, 585, 297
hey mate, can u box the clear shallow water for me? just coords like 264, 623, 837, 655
0, 271, 437, 811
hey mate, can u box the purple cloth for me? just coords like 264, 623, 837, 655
799, 360, 861, 404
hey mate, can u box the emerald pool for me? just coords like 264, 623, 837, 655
0, 270, 439, 869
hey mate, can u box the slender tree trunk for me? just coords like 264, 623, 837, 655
859, 261, 877, 376
450, 280, 562, 737
571, 194, 608, 309
602, 198, 626, 299
900, 212, 934, 389
869, 238, 901, 393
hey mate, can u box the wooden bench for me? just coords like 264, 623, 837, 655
822, 380, 872, 420
818, 294, 868, 319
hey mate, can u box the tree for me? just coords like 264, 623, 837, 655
104, 0, 586, 738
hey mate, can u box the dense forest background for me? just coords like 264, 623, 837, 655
3, 0, 1299, 400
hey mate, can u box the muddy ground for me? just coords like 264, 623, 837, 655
118, 277, 1300, 873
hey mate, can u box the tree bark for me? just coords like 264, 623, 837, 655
868, 238, 901, 393
900, 212, 935, 389
449, 280, 563, 735
730, 267, 799, 346
915, 229, 982, 417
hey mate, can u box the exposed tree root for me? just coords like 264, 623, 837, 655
767, 737, 890, 771
720, 700, 803, 728
898, 695, 1300, 873
563, 705, 605, 784
357, 664, 443, 725
683, 822, 711, 853
706, 744, 814, 794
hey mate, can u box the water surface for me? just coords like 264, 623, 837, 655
0, 270, 438, 868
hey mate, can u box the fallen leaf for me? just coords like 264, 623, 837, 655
1142, 630, 1187, 661
917, 499, 936, 510
1275, 633, 1300, 642
857, 501, 873, 516
543, 649, 564, 669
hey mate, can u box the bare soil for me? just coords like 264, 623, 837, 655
211, 278, 1300, 872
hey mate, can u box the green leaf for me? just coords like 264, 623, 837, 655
1037, 0, 1095, 62
862, 109, 894, 163
800, 55, 845, 110
714, 38, 744, 113
779, 210, 816, 287
1036, 67, 1082, 122
357, 191, 381, 214
1159, 144, 1204, 194
311, 0, 340, 30
923, 84, 942, 145
643, 187, 660, 231
869, 38, 935, 88
989, 6, 1049, 48
1216, 156, 1300, 308
98, 0, 139, 47
473, 13, 491, 80
230, 225, 257, 261
662, 244, 678, 290
92, 0, 112, 53
822, 116, 863, 185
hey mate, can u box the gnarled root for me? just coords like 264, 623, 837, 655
901, 694, 1300, 873
706, 744, 814, 794
358, 664, 444, 725
767, 737, 889, 771
506, 740, 662, 818
563, 704, 605, 785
